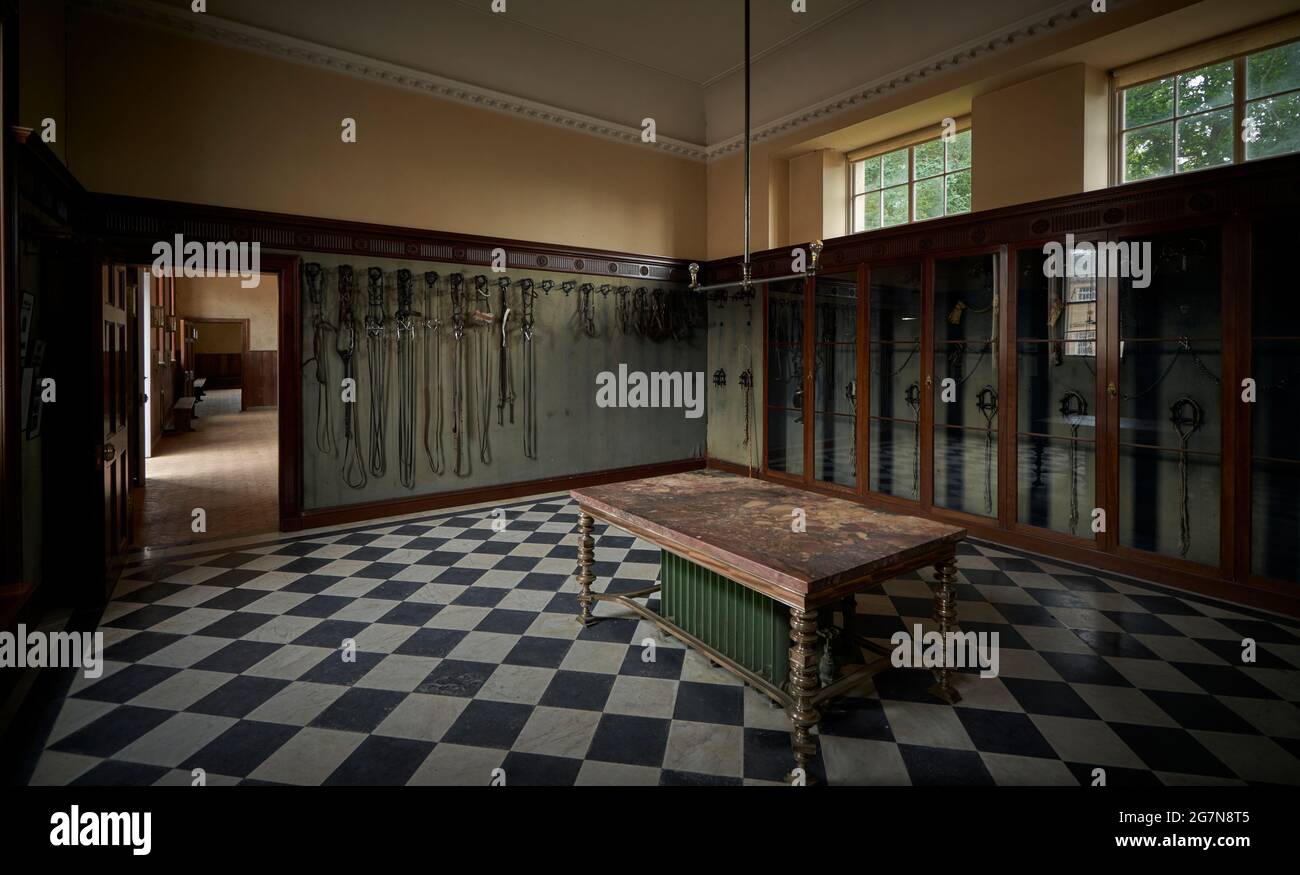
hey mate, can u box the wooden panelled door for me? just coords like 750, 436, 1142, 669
101, 264, 132, 587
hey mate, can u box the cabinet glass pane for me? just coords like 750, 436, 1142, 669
1018, 434, 1096, 538
933, 253, 1000, 518
1117, 229, 1221, 566
1119, 341, 1223, 448
766, 408, 804, 476
934, 341, 997, 428
870, 418, 919, 501
1252, 460, 1300, 582
813, 273, 858, 487
1016, 245, 1098, 345
766, 280, 805, 475
1252, 340, 1300, 464
869, 262, 921, 501
1118, 229, 1220, 339
1119, 445, 1219, 566
814, 415, 856, 487
1251, 221, 1300, 582
814, 343, 858, 416
934, 426, 999, 517
869, 263, 921, 342
935, 254, 999, 345
1017, 343, 1097, 438
766, 283, 803, 390
869, 343, 921, 420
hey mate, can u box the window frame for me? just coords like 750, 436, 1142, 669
846, 118, 972, 235
1113, 33, 1300, 185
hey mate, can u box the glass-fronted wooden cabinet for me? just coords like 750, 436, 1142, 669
765, 273, 861, 489
761, 215, 1296, 597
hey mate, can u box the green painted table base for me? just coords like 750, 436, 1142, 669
659, 550, 790, 689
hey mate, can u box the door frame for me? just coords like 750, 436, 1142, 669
128, 269, 144, 487
95, 261, 134, 598
184, 315, 251, 409
100, 251, 301, 555
265, 254, 302, 531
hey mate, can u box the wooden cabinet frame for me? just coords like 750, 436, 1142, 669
746, 154, 1300, 613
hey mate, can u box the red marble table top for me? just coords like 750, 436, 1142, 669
572, 470, 965, 599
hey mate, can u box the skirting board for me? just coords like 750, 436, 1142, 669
285, 458, 706, 531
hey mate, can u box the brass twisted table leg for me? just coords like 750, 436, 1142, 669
787, 606, 821, 783
576, 511, 596, 626
929, 558, 962, 704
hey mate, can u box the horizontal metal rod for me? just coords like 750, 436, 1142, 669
691, 270, 817, 293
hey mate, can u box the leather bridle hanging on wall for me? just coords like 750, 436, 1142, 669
394, 269, 420, 490
520, 278, 539, 460
449, 273, 470, 477
336, 265, 367, 489
422, 271, 445, 476
304, 262, 336, 458
364, 266, 390, 478
310, 260, 692, 491
498, 276, 515, 427
578, 283, 597, 337
472, 274, 495, 466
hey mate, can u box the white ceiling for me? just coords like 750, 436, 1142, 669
142, 0, 1141, 146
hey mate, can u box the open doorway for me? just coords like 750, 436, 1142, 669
133, 271, 281, 548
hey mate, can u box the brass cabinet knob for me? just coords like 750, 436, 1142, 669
1107, 382, 1118, 398
102, 443, 116, 462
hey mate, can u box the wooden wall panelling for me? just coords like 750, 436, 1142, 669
92, 193, 693, 283
6, 129, 90, 625
704, 154, 1300, 285
269, 253, 301, 531
245, 350, 277, 408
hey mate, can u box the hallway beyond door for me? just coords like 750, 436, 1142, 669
134, 389, 279, 548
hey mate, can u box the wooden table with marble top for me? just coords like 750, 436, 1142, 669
570, 469, 967, 782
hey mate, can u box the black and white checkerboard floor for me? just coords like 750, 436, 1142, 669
21, 493, 1300, 786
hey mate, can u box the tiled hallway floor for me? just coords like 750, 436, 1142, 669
25, 493, 1300, 786
134, 390, 278, 549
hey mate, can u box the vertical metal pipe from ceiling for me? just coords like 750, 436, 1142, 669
743, 0, 752, 287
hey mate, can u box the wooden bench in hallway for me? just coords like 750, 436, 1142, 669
171, 397, 197, 433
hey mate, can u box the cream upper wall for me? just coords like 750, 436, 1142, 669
972, 64, 1097, 211
175, 275, 280, 350
25, 0, 1296, 263
18, 0, 67, 165
787, 152, 824, 249
62, 9, 706, 260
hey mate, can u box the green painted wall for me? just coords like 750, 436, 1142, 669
295, 253, 708, 509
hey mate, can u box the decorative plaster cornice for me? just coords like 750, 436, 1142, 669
78, 0, 1130, 164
